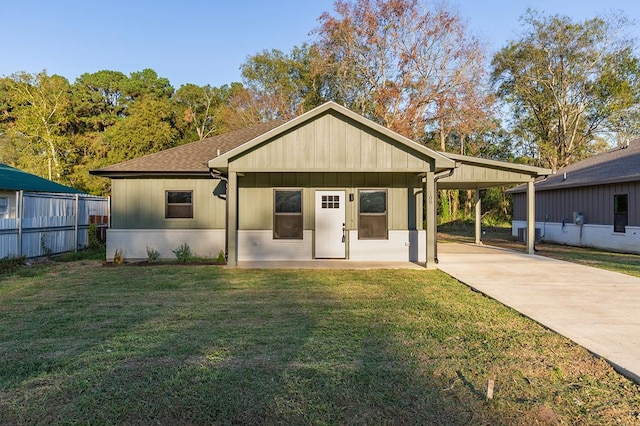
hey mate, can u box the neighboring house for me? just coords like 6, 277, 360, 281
0, 164, 109, 257
92, 102, 549, 267
509, 139, 640, 253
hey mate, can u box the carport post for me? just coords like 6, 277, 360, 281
526, 180, 535, 254
425, 172, 436, 269
474, 190, 481, 245
227, 171, 238, 266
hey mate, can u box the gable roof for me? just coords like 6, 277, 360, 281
91, 120, 286, 177
0, 164, 84, 193
208, 102, 456, 172
508, 139, 640, 193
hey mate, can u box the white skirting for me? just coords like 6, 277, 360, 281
106, 229, 226, 262
238, 230, 313, 261
512, 221, 640, 254
107, 228, 428, 262
348, 230, 426, 262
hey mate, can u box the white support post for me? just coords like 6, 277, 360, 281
526, 180, 535, 255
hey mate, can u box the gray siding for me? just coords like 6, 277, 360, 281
238, 172, 424, 232
513, 181, 640, 226
111, 178, 226, 229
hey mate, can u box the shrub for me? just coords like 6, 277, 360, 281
40, 234, 53, 258
146, 246, 160, 263
216, 250, 226, 263
172, 243, 193, 263
88, 223, 105, 249
113, 249, 123, 265
0, 256, 26, 274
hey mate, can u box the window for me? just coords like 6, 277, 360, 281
321, 194, 340, 209
358, 190, 387, 239
0, 197, 8, 218
614, 194, 628, 233
165, 191, 193, 218
274, 190, 303, 239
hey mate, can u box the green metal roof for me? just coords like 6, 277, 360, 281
0, 164, 84, 193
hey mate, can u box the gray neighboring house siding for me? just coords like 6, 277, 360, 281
510, 139, 640, 253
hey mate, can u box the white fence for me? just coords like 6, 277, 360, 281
0, 192, 109, 258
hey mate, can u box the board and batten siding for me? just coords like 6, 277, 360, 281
439, 163, 534, 188
512, 181, 640, 226
111, 178, 226, 229
229, 112, 433, 172
237, 172, 424, 232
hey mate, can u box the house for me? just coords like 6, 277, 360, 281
92, 102, 549, 267
509, 139, 640, 253
0, 164, 109, 257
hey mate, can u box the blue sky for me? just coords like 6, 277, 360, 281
2, 0, 639, 88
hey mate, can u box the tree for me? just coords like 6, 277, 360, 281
173, 83, 232, 140
126, 68, 173, 100
105, 96, 179, 164
491, 10, 640, 171
240, 44, 325, 120
3, 70, 73, 181
314, 0, 493, 147
71, 70, 129, 133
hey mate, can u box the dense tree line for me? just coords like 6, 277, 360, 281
2, 0, 639, 223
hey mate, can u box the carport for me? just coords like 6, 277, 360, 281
433, 153, 551, 259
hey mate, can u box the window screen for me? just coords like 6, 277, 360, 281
614, 194, 628, 233
358, 190, 388, 239
274, 190, 303, 239
165, 191, 193, 218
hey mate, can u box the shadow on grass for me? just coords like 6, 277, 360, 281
3, 267, 632, 424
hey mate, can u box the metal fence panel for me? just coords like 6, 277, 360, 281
0, 192, 109, 259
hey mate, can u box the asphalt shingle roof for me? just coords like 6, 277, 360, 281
509, 139, 640, 193
0, 164, 84, 193
91, 120, 286, 176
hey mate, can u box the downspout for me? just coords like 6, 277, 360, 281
211, 170, 229, 260
432, 165, 458, 264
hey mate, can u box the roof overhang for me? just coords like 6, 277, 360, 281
436, 152, 553, 190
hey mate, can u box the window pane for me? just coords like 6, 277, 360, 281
166, 205, 193, 218
275, 190, 302, 213
359, 215, 387, 239
274, 215, 303, 239
167, 191, 192, 204
166, 191, 193, 218
360, 191, 386, 213
614, 194, 628, 214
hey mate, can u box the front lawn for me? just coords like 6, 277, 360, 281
1, 261, 639, 424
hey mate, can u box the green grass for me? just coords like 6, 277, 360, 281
1, 263, 639, 424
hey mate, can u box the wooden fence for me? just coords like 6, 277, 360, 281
0, 192, 109, 258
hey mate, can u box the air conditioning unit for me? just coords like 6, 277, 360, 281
517, 227, 541, 243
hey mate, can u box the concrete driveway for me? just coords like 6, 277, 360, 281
437, 242, 640, 383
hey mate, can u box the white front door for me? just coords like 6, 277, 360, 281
315, 190, 346, 258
